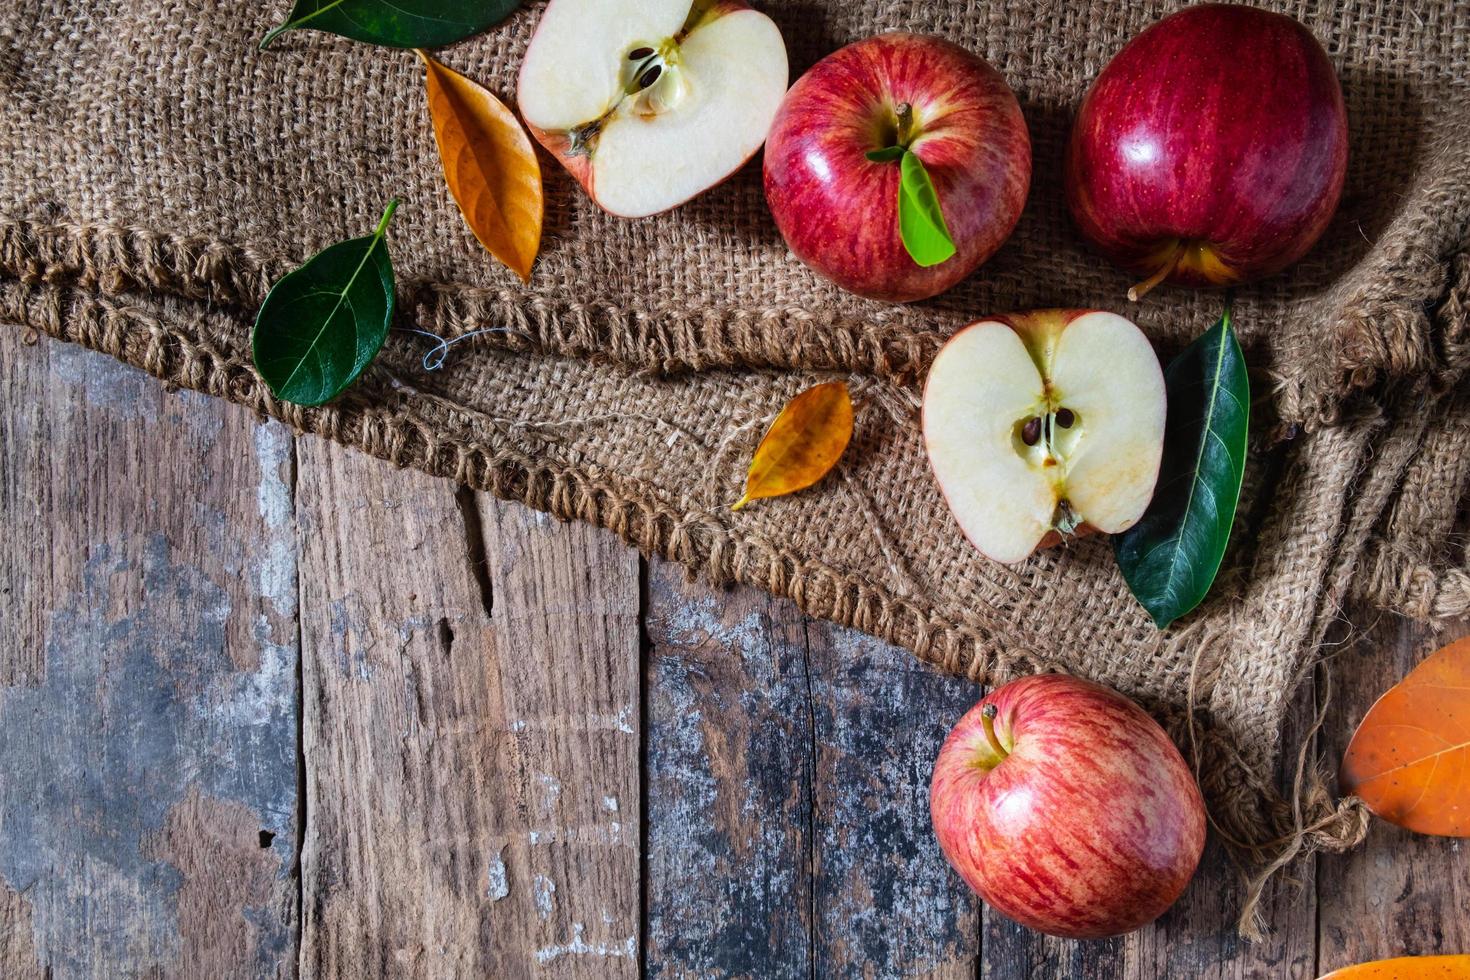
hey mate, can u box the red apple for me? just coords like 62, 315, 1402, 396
930, 675, 1206, 938
1065, 4, 1348, 300
763, 33, 1031, 303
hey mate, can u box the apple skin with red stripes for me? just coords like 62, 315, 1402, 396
764, 32, 1030, 303
1065, 3, 1347, 297
930, 675, 1206, 938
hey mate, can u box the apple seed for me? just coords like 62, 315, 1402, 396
1021, 416, 1042, 446
628, 46, 655, 60
1056, 407, 1076, 428
638, 65, 662, 90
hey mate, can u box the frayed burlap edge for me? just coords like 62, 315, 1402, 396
4, 205, 1469, 431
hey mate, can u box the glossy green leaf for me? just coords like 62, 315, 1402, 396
260, 0, 520, 50
897, 150, 956, 268
1114, 302, 1249, 628
251, 200, 398, 407
866, 146, 904, 163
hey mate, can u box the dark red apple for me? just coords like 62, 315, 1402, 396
929, 675, 1206, 938
1065, 4, 1348, 300
764, 33, 1031, 303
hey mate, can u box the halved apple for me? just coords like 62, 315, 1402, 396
517, 0, 788, 218
922, 310, 1167, 564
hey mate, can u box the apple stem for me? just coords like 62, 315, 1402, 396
1127, 242, 1185, 302
894, 102, 914, 147
980, 704, 1009, 760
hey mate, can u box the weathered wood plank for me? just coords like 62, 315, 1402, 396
1316, 613, 1470, 972
294, 438, 639, 979
806, 623, 982, 979
643, 561, 814, 979
644, 563, 981, 978
0, 332, 300, 978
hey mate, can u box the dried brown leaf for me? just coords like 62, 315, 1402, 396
419, 51, 543, 282
733, 381, 853, 511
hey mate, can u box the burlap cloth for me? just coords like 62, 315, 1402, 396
3, 0, 1468, 932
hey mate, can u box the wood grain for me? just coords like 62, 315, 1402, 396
806, 621, 981, 979
293, 437, 639, 978
0, 333, 299, 978
643, 562, 981, 978
643, 561, 815, 978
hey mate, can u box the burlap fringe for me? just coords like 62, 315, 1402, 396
0, 216, 947, 388
1188, 656, 1371, 941
5, 215, 1469, 432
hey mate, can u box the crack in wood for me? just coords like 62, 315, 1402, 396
453, 485, 495, 620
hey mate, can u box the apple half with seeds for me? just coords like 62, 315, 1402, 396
517, 0, 789, 218
923, 310, 1166, 564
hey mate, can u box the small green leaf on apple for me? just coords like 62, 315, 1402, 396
865, 146, 905, 163
1114, 299, 1249, 628
897, 150, 957, 268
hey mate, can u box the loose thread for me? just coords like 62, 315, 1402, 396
706, 412, 768, 509
397, 326, 529, 372
1187, 644, 1370, 942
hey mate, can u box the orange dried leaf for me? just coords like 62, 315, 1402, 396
733, 381, 853, 511
1340, 635, 1470, 837
419, 51, 543, 282
1317, 955, 1470, 980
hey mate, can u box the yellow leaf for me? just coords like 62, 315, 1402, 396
1316, 955, 1470, 979
733, 381, 853, 511
418, 51, 543, 283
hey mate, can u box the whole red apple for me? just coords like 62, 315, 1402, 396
764, 33, 1030, 303
930, 675, 1206, 938
1065, 4, 1347, 300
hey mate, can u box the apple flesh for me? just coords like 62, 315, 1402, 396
930, 675, 1207, 939
763, 32, 1030, 303
922, 310, 1166, 564
1065, 3, 1348, 299
517, 0, 788, 218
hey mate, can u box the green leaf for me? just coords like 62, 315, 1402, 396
866, 146, 904, 163
251, 200, 399, 407
1114, 302, 1249, 628
260, 0, 520, 50
897, 150, 956, 268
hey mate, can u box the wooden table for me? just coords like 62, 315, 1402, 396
2, 330, 1466, 978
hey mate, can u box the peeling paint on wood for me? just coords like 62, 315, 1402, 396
644, 564, 982, 978
487, 848, 510, 902
645, 565, 815, 979
0, 336, 298, 978
143, 788, 293, 978
809, 626, 981, 979
7, 331, 1470, 978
